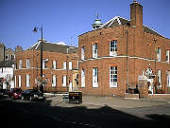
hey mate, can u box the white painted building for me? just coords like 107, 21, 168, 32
0, 61, 15, 89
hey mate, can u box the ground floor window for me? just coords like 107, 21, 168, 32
110, 66, 117, 87
92, 68, 98, 87
167, 72, 170, 87
18, 75, 21, 88
62, 75, 66, 87
26, 74, 30, 87
81, 69, 85, 87
52, 75, 57, 87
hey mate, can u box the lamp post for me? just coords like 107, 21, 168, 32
153, 38, 157, 93
33, 26, 44, 78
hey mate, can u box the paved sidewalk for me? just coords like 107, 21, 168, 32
45, 94, 170, 109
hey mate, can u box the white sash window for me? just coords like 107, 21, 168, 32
110, 66, 118, 87
92, 43, 98, 58
92, 68, 98, 87
81, 69, 85, 87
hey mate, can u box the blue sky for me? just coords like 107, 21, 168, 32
0, 0, 170, 50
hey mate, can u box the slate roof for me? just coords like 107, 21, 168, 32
100, 16, 162, 37
28, 41, 78, 54
0, 60, 14, 68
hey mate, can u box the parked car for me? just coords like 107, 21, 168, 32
8, 88, 22, 99
21, 89, 45, 101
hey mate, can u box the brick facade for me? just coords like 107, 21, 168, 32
78, 1, 170, 96
14, 43, 79, 92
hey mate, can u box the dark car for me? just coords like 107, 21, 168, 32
21, 89, 45, 101
8, 88, 22, 99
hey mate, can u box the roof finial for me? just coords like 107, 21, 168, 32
96, 12, 99, 19
133, 0, 138, 3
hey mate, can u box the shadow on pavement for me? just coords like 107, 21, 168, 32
0, 96, 170, 128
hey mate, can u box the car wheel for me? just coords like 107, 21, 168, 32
12, 96, 15, 100
21, 96, 24, 100
29, 96, 33, 101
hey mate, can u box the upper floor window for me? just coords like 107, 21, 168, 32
81, 47, 85, 60
26, 59, 30, 69
156, 48, 161, 62
43, 59, 48, 69
19, 60, 22, 69
110, 40, 117, 56
52, 60, 57, 69
166, 50, 169, 63
92, 43, 98, 58
92, 68, 98, 87
110, 66, 117, 87
69, 62, 72, 70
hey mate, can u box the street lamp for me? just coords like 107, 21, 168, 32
33, 26, 44, 78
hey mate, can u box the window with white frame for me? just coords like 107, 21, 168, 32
26, 74, 30, 87
166, 50, 169, 63
167, 72, 170, 87
110, 40, 117, 56
157, 48, 161, 62
52, 60, 57, 69
81, 47, 85, 60
15, 76, 17, 88
157, 70, 162, 87
69, 62, 72, 70
26, 59, 30, 68
62, 75, 66, 87
18, 75, 21, 88
110, 66, 118, 87
92, 68, 98, 87
92, 43, 98, 58
19, 60, 22, 69
43, 59, 48, 69
52, 75, 57, 87
81, 69, 85, 87
63, 62, 66, 70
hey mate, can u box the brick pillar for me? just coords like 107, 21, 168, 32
138, 80, 148, 98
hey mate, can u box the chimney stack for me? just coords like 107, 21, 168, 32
130, 0, 143, 28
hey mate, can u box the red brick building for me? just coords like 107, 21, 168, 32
14, 40, 79, 92
78, 1, 170, 96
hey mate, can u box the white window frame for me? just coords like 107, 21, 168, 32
26, 74, 30, 87
166, 50, 169, 63
110, 40, 117, 56
53, 60, 57, 69
19, 60, 22, 69
14, 76, 17, 88
110, 66, 118, 87
18, 75, 21, 88
157, 70, 162, 87
157, 48, 161, 62
69, 62, 72, 70
52, 75, 56, 87
81, 47, 85, 60
81, 69, 85, 87
92, 68, 98, 87
167, 72, 170, 87
43, 59, 48, 69
63, 62, 66, 70
26, 59, 30, 69
62, 75, 66, 87
92, 43, 98, 58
